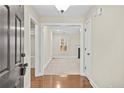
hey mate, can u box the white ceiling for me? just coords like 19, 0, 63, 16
32, 5, 91, 17
46, 25, 80, 34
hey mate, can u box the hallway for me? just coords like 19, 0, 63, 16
31, 69, 92, 88
44, 58, 80, 75
1, 5, 124, 88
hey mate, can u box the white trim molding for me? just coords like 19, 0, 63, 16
35, 71, 44, 77
41, 23, 83, 26
43, 58, 53, 70
81, 72, 99, 88
86, 75, 99, 88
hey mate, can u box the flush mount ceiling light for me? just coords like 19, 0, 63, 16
55, 5, 70, 13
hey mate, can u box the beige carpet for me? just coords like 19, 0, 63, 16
44, 58, 80, 75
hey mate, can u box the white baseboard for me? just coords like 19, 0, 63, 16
86, 75, 99, 88
43, 58, 53, 70
80, 73, 98, 88
80, 72, 87, 76
35, 71, 44, 77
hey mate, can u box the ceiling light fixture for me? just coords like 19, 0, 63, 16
55, 5, 70, 14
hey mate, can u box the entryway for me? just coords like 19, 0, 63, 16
30, 22, 92, 88
29, 6, 92, 88
41, 25, 81, 75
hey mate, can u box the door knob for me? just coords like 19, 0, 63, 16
23, 63, 28, 67
18, 63, 28, 67
19, 63, 28, 76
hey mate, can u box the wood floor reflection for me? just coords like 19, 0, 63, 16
31, 69, 93, 88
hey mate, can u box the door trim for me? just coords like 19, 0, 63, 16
83, 18, 92, 76
29, 15, 42, 77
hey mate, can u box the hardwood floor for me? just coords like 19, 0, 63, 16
31, 69, 93, 88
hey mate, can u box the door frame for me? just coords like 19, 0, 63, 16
24, 9, 41, 87
83, 18, 92, 77
29, 15, 43, 77
40, 22, 85, 75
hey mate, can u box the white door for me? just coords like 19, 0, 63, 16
84, 18, 91, 76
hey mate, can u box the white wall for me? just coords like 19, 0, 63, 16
53, 32, 80, 58
24, 6, 41, 88
43, 26, 53, 69
40, 16, 84, 23
85, 6, 124, 87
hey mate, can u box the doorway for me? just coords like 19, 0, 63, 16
41, 25, 81, 75
30, 22, 93, 87
31, 24, 93, 88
